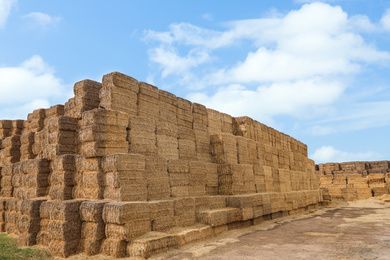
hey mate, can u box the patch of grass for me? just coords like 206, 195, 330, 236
0, 233, 51, 260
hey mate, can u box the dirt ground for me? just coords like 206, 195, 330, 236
152, 197, 390, 260
66, 196, 390, 260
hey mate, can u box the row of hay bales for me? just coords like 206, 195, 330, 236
317, 161, 390, 201
0, 190, 322, 258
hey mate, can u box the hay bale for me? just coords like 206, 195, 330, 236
103, 202, 150, 225
127, 232, 179, 259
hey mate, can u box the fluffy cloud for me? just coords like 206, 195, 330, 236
145, 2, 390, 125
0, 55, 71, 119
381, 9, 390, 31
22, 12, 60, 29
0, 0, 16, 29
310, 146, 380, 163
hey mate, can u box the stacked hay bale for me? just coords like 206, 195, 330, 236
102, 202, 151, 258
45, 116, 78, 159
102, 153, 147, 201
156, 90, 179, 160
127, 115, 157, 156
13, 159, 50, 200
20, 132, 35, 161
368, 173, 387, 196
146, 156, 170, 201
64, 80, 102, 118
3, 197, 21, 234
193, 103, 211, 162
38, 200, 84, 257
137, 82, 159, 121
347, 174, 371, 200
177, 98, 196, 161
317, 161, 390, 201
189, 161, 206, 196
80, 108, 129, 157
167, 160, 190, 197
207, 109, 222, 135
49, 155, 75, 200
173, 197, 196, 227
17, 199, 46, 246
100, 72, 138, 116
0, 120, 12, 139
0, 135, 21, 167
79, 201, 108, 255
0, 165, 13, 197
205, 163, 219, 195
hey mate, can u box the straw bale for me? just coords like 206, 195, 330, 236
1, 175, 11, 186
78, 238, 103, 256
46, 104, 65, 118
207, 109, 222, 134
20, 132, 35, 145
169, 186, 188, 197
127, 232, 179, 259
18, 233, 37, 246
234, 116, 256, 140
101, 153, 144, 172
24, 173, 49, 188
101, 238, 127, 258
1, 164, 13, 176
128, 115, 156, 132
49, 186, 73, 200
138, 82, 159, 98
213, 224, 228, 236
80, 128, 126, 142
156, 121, 178, 137
48, 220, 81, 240
21, 158, 50, 174
211, 134, 238, 164
373, 186, 388, 196
137, 99, 159, 121
81, 221, 106, 240
236, 136, 250, 164
20, 199, 46, 216
40, 200, 83, 221
221, 113, 233, 134
167, 160, 189, 174
16, 215, 40, 234
197, 208, 228, 226
205, 163, 218, 187
49, 239, 80, 258
81, 141, 128, 157
82, 108, 130, 128
0, 187, 12, 197
2, 135, 21, 147
177, 126, 195, 140
156, 135, 179, 160
226, 207, 242, 223
103, 202, 150, 224
168, 224, 212, 247
0, 120, 12, 129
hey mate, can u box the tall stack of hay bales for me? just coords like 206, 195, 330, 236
102, 153, 147, 201
17, 199, 46, 246
0, 71, 327, 259
317, 161, 390, 201
38, 200, 84, 257
64, 80, 102, 119
79, 201, 108, 256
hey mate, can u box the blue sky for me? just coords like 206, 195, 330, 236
1, 0, 390, 164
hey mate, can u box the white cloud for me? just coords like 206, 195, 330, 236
0, 55, 71, 119
310, 146, 380, 163
22, 12, 60, 29
307, 100, 390, 135
145, 2, 390, 131
0, 0, 16, 29
148, 46, 210, 78
381, 9, 390, 31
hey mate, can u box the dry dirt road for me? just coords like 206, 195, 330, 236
152, 197, 390, 260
